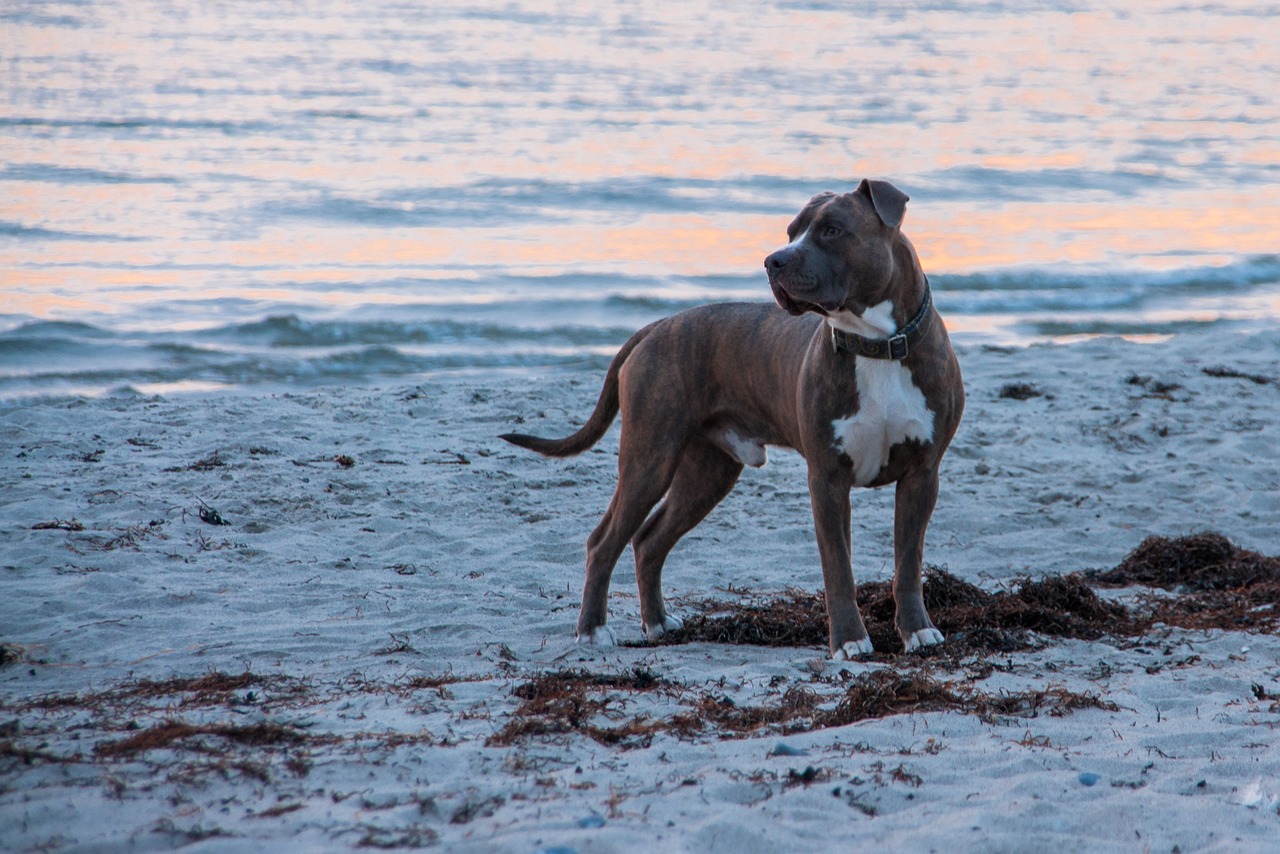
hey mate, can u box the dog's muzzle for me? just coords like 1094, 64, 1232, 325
765, 248, 843, 317
765, 247, 810, 315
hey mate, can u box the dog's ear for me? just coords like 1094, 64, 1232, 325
856, 178, 909, 229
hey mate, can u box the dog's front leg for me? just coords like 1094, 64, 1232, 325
893, 466, 944, 652
807, 465, 873, 659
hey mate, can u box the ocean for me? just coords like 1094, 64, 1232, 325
2, 0, 1278, 400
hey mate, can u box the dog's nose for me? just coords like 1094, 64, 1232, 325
764, 248, 793, 271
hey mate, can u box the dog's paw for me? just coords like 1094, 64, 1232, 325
904, 628, 945, 652
643, 614, 683, 640
831, 638, 874, 660
576, 625, 617, 647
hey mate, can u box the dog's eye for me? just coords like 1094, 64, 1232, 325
822, 225, 843, 238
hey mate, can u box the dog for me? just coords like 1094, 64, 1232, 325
501, 179, 964, 657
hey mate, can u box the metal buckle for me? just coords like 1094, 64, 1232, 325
887, 334, 909, 360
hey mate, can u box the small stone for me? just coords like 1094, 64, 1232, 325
769, 742, 810, 757
577, 814, 605, 829
1078, 772, 1101, 787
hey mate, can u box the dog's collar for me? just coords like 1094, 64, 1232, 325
829, 284, 933, 361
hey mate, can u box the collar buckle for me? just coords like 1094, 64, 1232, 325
887, 333, 909, 360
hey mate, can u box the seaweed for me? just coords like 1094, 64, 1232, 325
653, 566, 1135, 658
998, 382, 1044, 400
490, 667, 1119, 747
487, 667, 682, 747
24, 670, 309, 714
1089, 532, 1280, 592
651, 534, 1278, 655
95, 720, 309, 758
1202, 365, 1273, 385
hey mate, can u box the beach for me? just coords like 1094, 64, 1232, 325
3, 325, 1278, 852
5, 0, 1280, 849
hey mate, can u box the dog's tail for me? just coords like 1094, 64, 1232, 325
499, 323, 656, 458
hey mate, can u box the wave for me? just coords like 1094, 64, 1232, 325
0, 340, 613, 400
199, 315, 635, 348
0, 221, 129, 241
0, 320, 114, 340
243, 164, 1275, 230
3, 255, 1276, 399
0, 116, 282, 135
251, 175, 835, 227
0, 164, 179, 185
918, 165, 1188, 201
933, 255, 1280, 314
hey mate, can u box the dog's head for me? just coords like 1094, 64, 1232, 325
764, 178, 909, 319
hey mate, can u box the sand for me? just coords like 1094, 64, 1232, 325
2, 326, 1279, 852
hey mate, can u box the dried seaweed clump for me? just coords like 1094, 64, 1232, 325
659, 567, 1135, 658
818, 669, 966, 725
642, 534, 1280, 655
1090, 532, 1280, 591
989, 574, 1132, 640
683, 684, 821, 737
921, 569, 1134, 645
486, 667, 680, 748
660, 589, 830, 648
24, 670, 308, 714
816, 669, 1117, 727
490, 667, 1120, 748
1087, 533, 1280, 633
95, 720, 309, 758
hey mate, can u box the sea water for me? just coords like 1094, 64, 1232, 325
2, 0, 1277, 399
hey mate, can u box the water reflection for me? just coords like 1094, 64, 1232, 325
2, 0, 1278, 394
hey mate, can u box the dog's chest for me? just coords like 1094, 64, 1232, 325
831, 358, 934, 486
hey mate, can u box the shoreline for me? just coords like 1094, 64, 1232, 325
2, 327, 1278, 852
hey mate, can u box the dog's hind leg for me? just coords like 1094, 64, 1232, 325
576, 428, 685, 646
632, 438, 744, 639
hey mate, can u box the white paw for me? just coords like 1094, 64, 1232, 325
576, 625, 617, 647
831, 638, 875, 661
643, 614, 683, 640
904, 628, 945, 652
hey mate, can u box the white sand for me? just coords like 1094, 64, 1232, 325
2, 327, 1279, 852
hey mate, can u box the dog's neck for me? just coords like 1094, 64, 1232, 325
826, 236, 929, 341
826, 300, 899, 339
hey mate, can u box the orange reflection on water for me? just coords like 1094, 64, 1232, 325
980, 152, 1086, 171
911, 192, 1280, 273
6, 186, 1278, 326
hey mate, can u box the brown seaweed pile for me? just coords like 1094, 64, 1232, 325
1089, 532, 1280, 633
644, 533, 1276, 657
1090, 532, 1280, 591
651, 566, 1132, 658
489, 667, 1118, 749
493, 533, 1272, 748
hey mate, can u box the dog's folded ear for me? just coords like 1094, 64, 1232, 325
856, 178, 909, 230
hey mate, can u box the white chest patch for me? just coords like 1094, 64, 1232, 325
831, 349, 935, 487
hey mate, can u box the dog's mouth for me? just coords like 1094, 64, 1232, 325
770, 281, 805, 315
769, 280, 842, 317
